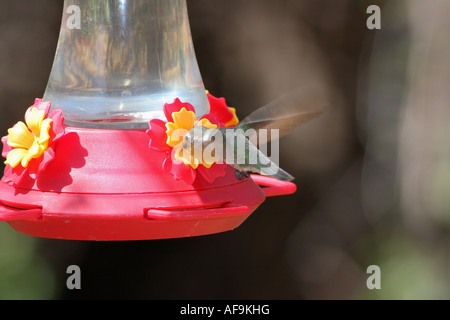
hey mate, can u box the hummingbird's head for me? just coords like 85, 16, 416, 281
178, 126, 222, 167
181, 126, 220, 153
181, 128, 195, 151
182, 126, 206, 148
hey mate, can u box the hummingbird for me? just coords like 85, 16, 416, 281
180, 87, 327, 181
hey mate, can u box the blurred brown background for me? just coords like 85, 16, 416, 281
1, 0, 450, 299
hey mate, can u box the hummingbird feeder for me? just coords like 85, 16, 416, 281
0, 0, 296, 240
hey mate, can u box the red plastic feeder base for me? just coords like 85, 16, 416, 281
0, 128, 296, 241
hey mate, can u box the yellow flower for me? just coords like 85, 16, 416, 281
165, 107, 217, 169
5, 107, 52, 168
165, 108, 196, 148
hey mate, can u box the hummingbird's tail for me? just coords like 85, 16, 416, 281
260, 166, 295, 182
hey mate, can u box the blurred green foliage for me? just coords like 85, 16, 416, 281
0, 223, 55, 299
357, 232, 450, 300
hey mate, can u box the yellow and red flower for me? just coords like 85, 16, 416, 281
1, 99, 65, 185
166, 107, 218, 170
146, 92, 239, 184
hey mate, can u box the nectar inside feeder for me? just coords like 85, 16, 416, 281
0, 0, 297, 241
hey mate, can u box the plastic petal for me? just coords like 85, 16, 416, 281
172, 108, 196, 131
172, 143, 200, 170
38, 118, 52, 148
48, 109, 65, 142
5, 148, 28, 168
195, 118, 218, 130
25, 107, 46, 136
21, 140, 44, 168
164, 98, 195, 123
201, 93, 234, 126
7, 122, 34, 149
197, 163, 227, 184
1, 135, 12, 158
165, 122, 188, 148
146, 119, 170, 151
28, 148, 55, 179
163, 155, 196, 185
225, 107, 239, 127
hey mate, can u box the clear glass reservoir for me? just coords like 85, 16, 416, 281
43, 0, 209, 129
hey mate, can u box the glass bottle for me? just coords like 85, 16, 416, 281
43, 0, 209, 129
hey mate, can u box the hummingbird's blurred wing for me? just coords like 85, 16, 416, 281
237, 86, 328, 145
220, 128, 295, 181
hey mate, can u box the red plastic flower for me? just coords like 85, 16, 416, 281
146, 93, 239, 185
1, 99, 65, 185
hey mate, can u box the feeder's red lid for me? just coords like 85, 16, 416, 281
0, 128, 296, 240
